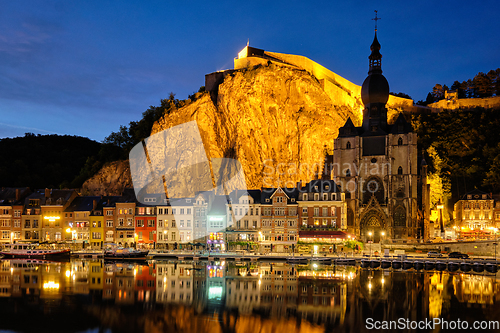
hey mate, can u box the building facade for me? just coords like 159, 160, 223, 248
333, 31, 419, 243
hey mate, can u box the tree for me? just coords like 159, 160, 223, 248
473, 72, 493, 98
432, 84, 445, 101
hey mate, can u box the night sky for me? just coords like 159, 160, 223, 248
0, 0, 498, 141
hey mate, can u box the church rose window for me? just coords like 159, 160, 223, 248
363, 177, 384, 204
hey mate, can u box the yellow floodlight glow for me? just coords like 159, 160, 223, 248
66, 228, 71, 233
437, 205, 444, 210
44, 216, 60, 222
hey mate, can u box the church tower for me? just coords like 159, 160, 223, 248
332, 18, 418, 243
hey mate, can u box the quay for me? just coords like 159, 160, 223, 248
68, 250, 500, 272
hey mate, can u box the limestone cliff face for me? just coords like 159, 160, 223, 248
84, 60, 408, 195
151, 62, 360, 191
81, 160, 132, 196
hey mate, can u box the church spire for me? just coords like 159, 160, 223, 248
369, 11, 382, 75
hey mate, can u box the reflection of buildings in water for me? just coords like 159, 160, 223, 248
135, 263, 156, 304
89, 261, 103, 292
452, 273, 500, 305
428, 272, 450, 318
226, 263, 261, 314
0, 260, 73, 306
296, 266, 350, 325
192, 261, 207, 313
206, 261, 226, 313
114, 263, 136, 305
72, 260, 90, 294
348, 270, 427, 330
156, 262, 193, 305
259, 263, 297, 317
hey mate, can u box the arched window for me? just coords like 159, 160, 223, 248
398, 166, 403, 175
393, 206, 406, 227
398, 137, 403, 146
346, 141, 351, 149
345, 169, 351, 177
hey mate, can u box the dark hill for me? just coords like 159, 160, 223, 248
0, 133, 101, 189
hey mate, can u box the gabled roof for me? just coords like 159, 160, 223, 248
461, 189, 492, 200
260, 187, 299, 204
338, 117, 361, 137
390, 113, 413, 134
65, 196, 100, 213
0, 187, 30, 205
300, 180, 341, 193
229, 189, 262, 204
208, 195, 230, 215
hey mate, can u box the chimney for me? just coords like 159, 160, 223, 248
45, 188, 50, 199
15, 189, 20, 202
93, 199, 97, 211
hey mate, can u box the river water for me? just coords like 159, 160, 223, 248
0, 258, 499, 332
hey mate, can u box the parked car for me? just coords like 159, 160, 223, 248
448, 252, 469, 259
427, 251, 443, 258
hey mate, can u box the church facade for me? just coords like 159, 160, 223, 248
332, 31, 420, 243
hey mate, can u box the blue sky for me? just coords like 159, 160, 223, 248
0, 0, 498, 141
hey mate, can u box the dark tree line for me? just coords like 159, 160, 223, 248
418, 68, 500, 105
0, 88, 206, 190
0, 134, 101, 189
413, 106, 500, 203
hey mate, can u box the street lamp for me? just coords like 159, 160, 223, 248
437, 199, 445, 235
368, 231, 373, 257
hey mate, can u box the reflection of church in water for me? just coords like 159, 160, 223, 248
333, 28, 424, 243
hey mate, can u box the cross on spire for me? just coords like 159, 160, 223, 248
372, 10, 381, 32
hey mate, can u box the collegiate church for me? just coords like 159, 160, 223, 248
332, 27, 426, 243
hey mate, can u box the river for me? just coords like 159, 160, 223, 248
0, 258, 499, 332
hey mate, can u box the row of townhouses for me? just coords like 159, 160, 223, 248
0, 180, 348, 253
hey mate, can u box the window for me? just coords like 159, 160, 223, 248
92, 232, 101, 239
106, 210, 113, 216
398, 166, 403, 175
148, 220, 155, 227
302, 207, 308, 214
138, 232, 143, 240
137, 220, 144, 228
314, 208, 319, 216
106, 220, 113, 227
346, 141, 351, 149
106, 231, 113, 240
187, 208, 191, 214
345, 169, 351, 177
398, 137, 403, 145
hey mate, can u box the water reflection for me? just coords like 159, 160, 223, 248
1, 259, 500, 332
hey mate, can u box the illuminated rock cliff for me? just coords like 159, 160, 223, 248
83, 47, 413, 195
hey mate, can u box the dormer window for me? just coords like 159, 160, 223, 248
302, 193, 307, 201
291, 198, 295, 202
266, 198, 270, 202
371, 126, 378, 132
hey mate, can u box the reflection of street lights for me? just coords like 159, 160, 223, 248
368, 232, 373, 257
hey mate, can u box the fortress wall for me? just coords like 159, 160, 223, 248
264, 51, 413, 110
231, 48, 413, 114
429, 96, 500, 111
265, 51, 361, 96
